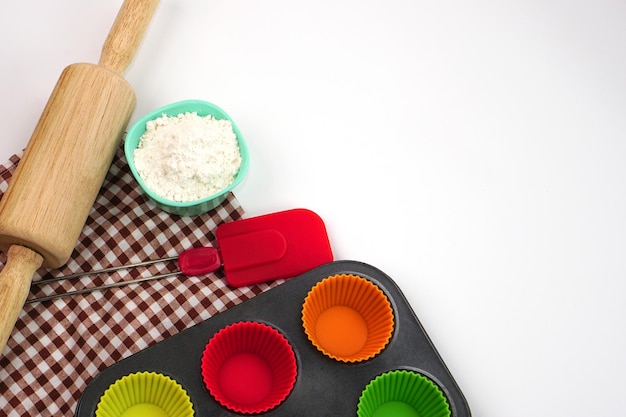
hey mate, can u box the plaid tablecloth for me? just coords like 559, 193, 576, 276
0, 146, 279, 416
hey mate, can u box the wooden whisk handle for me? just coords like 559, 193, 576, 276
99, 0, 160, 74
0, 245, 43, 355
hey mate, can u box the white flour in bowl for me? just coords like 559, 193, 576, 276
133, 112, 242, 202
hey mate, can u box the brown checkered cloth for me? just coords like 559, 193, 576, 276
0, 146, 279, 416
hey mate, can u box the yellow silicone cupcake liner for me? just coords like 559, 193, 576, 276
302, 274, 394, 362
95, 371, 194, 417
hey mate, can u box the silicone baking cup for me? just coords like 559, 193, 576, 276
357, 370, 451, 417
95, 371, 194, 417
302, 273, 394, 362
200, 321, 297, 414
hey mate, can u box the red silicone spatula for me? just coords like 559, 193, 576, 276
216, 207, 333, 286
27, 208, 333, 303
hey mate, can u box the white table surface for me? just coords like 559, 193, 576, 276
2, 1, 625, 416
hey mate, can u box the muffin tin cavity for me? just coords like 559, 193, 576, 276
302, 274, 394, 362
75, 260, 471, 417
200, 321, 297, 414
95, 371, 194, 417
357, 370, 451, 417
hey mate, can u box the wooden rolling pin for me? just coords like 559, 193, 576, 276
0, 0, 160, 355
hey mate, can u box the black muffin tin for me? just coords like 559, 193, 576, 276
74, 260, 472, 416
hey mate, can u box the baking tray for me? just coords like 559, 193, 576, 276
74, 260, 472, 416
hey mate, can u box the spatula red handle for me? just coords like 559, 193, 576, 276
178, 247, 222, 276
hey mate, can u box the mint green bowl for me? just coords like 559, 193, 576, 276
124, 99, 249, 216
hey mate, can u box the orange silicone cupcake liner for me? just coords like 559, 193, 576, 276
301, 274, 394, 362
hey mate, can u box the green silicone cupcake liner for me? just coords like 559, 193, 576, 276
357, 370, 451, 417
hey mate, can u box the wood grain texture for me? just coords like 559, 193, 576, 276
99, 0, 160, 74
0, 0, 159, 356
0, 246, 43, 355
0, 63, 135, 267
0, 0, 159, 268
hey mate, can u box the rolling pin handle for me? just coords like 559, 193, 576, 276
0, 245, 44, 355
98, 0, 160, 74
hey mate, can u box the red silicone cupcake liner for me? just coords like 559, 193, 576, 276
200, 321, 297, 414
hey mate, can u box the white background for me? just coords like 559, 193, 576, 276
2, 1, 625, 416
